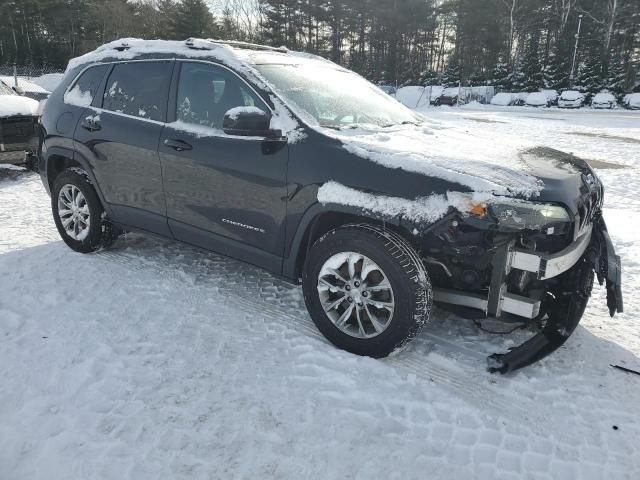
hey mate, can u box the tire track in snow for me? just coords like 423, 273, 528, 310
99, 241, 547, 429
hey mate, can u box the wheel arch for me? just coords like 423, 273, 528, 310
44, 147, 111, 215
282, 203, 420, 283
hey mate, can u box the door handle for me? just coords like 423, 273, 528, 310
164, 138, 193, 152
80, 118, 101, 132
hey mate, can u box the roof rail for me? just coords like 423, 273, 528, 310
204, 39, 289, 53
113, 40, 131, 52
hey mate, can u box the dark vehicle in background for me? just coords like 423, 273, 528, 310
39, 39, 622, 374
0, 81, 40, 168
434, 87, 459, 106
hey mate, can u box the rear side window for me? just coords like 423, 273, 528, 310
64, 65, 109, 107
102, 62, 172, 122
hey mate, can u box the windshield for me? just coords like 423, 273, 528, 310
254, 63, 420, 129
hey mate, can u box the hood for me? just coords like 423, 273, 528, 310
519, 147, 600, 216
321, 123, 596, 213
322, 121, 544, 198
0, 95, 39, 117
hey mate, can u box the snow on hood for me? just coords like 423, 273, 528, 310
0, 95, 39, 117
322, 121, 543, 198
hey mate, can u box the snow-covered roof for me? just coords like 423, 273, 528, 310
0, 95, 39, 117
559, 90, 583, 101
490, 92, 514, 106
0, 76, 50, 94
66, 38, 332, 73
525, 92, 548, 106
592, 92, 616, 103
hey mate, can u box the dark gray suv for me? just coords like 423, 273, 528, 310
39, 39, 622, 373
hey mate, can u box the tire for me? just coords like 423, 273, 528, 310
51, 167, 118, 253
302, 223, 432, 358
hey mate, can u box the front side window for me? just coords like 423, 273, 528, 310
102, 62, 172, 121
176, 62, 267, 130
64, 65, 109, 107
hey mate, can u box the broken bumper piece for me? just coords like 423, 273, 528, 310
488, 215, 622, 373
433, 214, 623, 374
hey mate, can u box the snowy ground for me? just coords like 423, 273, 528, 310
1, 107, 639, 480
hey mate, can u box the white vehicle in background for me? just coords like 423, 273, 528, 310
591, 91, 617, 109
541, 89, 559, 106
490, 92, 517, 106
525, 91, 549, 107
557, 90, 585, 109
622, 92, 640, 110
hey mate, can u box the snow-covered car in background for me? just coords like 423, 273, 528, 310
557, 90, 585, 109
591, 91, 616, 109
541, 89, 559, 106
39, 38, 622, 374
0, 81, 39, 167
512, 92, 528, 106
622, 92, 640, 110
378, 85, 396, 97
434, 87, 460, 106
0, 76, 51, 101
490, 92, 516, 106
525, 91, 550, 107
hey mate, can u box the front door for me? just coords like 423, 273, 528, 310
159, 61, 289, 272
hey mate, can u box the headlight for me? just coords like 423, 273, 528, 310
457, 196, 571, 231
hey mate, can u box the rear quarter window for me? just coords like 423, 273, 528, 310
102, 62, 172, 122
64, 65, 109, 107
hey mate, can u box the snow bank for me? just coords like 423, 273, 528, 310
30, 73, 64, 92
0, 95, 38, 116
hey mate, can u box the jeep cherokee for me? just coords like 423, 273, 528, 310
39, 39, 623, 373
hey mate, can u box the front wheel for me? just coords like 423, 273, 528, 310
51, 168, 119, 253
302, 224, 432, 358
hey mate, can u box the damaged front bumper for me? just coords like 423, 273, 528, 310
430, 213, 623, 373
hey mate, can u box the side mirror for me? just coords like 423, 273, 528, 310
223, 107, 278, 137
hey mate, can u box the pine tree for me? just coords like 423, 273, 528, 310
521, 32, 542, 92
441, 60, 460, 87
491, 60, 511, 91
173, 0, 218, 40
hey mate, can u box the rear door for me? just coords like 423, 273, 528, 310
73, 60, 174, 235
159, 61, 289, 272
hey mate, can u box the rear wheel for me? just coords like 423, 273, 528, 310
302, 224, 432, 357
51, 168, 118, 253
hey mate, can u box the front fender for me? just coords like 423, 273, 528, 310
281, 200, 417, 282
